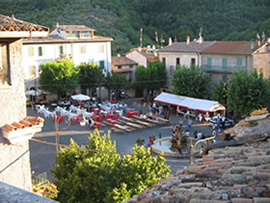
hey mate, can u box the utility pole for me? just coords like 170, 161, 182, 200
140, 28, 143, 47
155, 31, 159, 49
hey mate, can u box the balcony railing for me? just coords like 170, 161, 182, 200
202, 65, 247, 73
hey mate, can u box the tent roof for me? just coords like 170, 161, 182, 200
154, 92, 225, 112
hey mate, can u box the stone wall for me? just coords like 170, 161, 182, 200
0, 140, 32, 191
0, 39, 31, 191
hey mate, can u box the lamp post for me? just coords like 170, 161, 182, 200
54, 112, 88, 157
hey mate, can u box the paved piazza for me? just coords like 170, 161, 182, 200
29, 98, 222, 181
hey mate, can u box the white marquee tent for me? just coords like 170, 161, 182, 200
154, 92, 225, 113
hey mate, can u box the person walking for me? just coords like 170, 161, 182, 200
188, 118, 192, 129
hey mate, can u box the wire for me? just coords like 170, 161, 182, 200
31, 138, 202, 158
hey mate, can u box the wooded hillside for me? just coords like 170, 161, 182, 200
1, 0, 269, 55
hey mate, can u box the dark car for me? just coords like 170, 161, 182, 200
209, 116, 234, 128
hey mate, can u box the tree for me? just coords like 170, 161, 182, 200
77, 62, 104, 96
227, 69, 267, 116
212, 74, 229, 107
104, 71, 130, 98
52, 130, 170, 203
172, 65, 210, 98
134, 62, 167, 96
39, 59, 79, 99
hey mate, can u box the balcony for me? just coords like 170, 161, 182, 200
202, 65, 247, 73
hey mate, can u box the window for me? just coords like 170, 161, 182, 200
59, 45, 66, 55
30, 65, 36, 77
237, 57, 242, 66
162, 57, 166, 65
80, 31, 91, 38
191, 58, 195, 65
176, 58, 180, 67
67, 31, 79, 38
0, 43, 9, 86
207, 57, 212, 69
80, 45, 86, 54
99, 60, 105, 69
38, 46, 44, 56
99, 44, 104, 53
28, 46, 34, 57
222, 58, 227, 69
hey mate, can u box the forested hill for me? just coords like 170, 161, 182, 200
1, 0, 269, 55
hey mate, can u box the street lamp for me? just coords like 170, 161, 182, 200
54, 112, 88, 156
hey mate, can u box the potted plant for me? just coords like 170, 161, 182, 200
151, 134, 156, 140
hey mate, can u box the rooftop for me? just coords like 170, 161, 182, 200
112, 56, 138, 66
201, 41, 255, 55
0, 14, 49, 38
158, 41, 216, 53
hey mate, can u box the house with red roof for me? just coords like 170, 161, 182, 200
201, 41, 255, 84
111, 55, 138, 82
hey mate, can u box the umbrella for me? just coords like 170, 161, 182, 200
25, 90, 41, 96
71, 94, 90, 101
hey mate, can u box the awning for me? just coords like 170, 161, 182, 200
71, 94, 90, 101
154, 92, 225, 112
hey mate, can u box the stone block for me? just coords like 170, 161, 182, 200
253, 197, 270, 203
231, 197, 254, 203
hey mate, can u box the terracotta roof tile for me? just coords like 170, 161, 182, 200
55, 25, 95, 32
112, 56, 138, 66
125, 47, 159, 62
158, 41, 216, 53
201, 41, 254, 55
0, 14, 49, 32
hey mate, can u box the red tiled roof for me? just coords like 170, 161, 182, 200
53, 25, 95, 32
0, 14, 49, 32
158, 41, 216, 53
112, 56, 138, 66
201, 41, 254, 55
22, 35, 113, 43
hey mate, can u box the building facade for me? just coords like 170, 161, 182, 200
0, 14, 48, 192
22, 24, 113, 90
201, 41, 255, 84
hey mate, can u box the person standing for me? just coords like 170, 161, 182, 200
179, 118, 183, 129
155, 111, 159, 121
188, 118, 192, 129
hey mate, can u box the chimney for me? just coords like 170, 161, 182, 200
198, 36, 203, 44
251, 42, 254, 51
186, 36, 190, 45
152, 45, 156, 50
138, 46, 142, 52
168, 37, 172, 45
117, 54, 121, 57
56, 22, 59, 28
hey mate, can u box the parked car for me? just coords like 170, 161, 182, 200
209, 116, 234, 128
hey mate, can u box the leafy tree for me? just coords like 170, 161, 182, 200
39, 59, 79, 99
212, 74, 229, 107
227, 69, 267, 116
135, 62, 167, 97
77, 62, 104, 96
172, 65, 210, 98
104, 71, 130, 98
134, 65, 147, 90
52, 130, 170, 203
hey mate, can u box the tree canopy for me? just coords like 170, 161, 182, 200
172, 65, 210, 99
77, 62, 104, 95
52, 130, 170, 203
39, 59, 79, 99
103, 71, 131, 98
227, 69, 267, 116
134, 61, 167, 96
